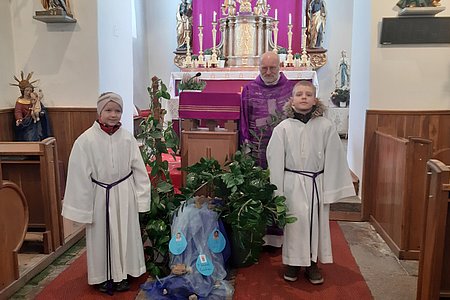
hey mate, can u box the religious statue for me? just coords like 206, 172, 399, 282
396, 0, 440, 8
237, 0, 253, 14
307, 0, 327, 49
222, 0, 237, 16
40, 0, 72, 15
254, 0, 270, 16
10, 72, 52, 141
335, 50, 350, 89
176, 0, 193, 51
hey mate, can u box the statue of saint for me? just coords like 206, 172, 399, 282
307, 0, 326, 49
176, 0, 193, 51
336, 50, 350, 89
396, 0, 440, 8
237, 0, 252, 13
40, 0, 72, 15
10, 72, 52, 141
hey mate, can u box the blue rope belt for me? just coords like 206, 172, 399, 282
91, 171, 133, 295
284, 168, 324, 258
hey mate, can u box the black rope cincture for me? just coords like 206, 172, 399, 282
284, 168, 324, 259
91, 171, 133, 296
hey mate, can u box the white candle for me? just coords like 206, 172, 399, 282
302, 15, 306, 28
213, 11, 217, 22
199, 13, 202, 26
289, 13, 292, 25
275, 9, 278, 20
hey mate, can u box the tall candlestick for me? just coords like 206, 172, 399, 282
213, 11, 217, 22
275, 9, 278, 20
272, 20, 279, 53
289, 13, 292, 25
210, 21, 218, 67
199, 13, 202, 26
286, 24, 294, 67
197, 25, 205, 67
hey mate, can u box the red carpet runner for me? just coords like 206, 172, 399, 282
234, 221, 373, 299
35, 252, 147, 300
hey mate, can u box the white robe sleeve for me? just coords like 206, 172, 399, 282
62, 139, 95, 223
266, 126, 285, 196
322, 128, 355, 204
130, 138, 151, 212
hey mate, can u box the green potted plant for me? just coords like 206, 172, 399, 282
277, 47, 287, 64
203, 48, 213, 63
218, 54, 227, 68
331, 88, 350, 108
178, 151, 296, 267
138, 76, 181, 277
177, 73, 206, 92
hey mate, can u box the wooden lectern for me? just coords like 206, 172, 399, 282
0, 137, 63, 254
179, 92, 240, 185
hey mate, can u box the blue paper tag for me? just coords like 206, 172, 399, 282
207, 228, 226, 253
196, 254, 214, 276
169, 231, 187, 255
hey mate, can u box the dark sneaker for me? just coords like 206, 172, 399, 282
305, 261, 324, 285
114, 279, 130, 292
283, 265, 301, 282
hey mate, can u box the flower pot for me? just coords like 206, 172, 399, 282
278, 54, 287, 64
218, 60, 226, 68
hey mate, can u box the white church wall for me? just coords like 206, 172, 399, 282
98, 0, 134, 132
317, 0, 354, 103
10, 0, 99, 108
370, 0, 450, 110
0, 2, 16, 108
347, 0, 372, 189
133, 0, 151, 110
146, 1, 179, 88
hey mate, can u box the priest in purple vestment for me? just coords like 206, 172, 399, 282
240, 51, 296, 168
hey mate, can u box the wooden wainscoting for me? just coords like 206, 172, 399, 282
46, 107, 97, 179
0, 107, 97, 187
362, 110, 450, 222
0, 108, 14, 141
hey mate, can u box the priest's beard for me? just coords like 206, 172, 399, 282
261, 73, 281, 86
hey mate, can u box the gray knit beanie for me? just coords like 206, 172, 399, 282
97, 92, 123, 114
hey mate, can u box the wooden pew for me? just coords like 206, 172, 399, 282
0, 138, 63, 254
417, 159, 450, 300
0, 162, 29, 291
369, 131, 432, 260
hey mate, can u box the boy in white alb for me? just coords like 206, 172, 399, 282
266, 81, 355, 284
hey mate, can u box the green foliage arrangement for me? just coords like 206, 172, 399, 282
178, 73, 206, 91
138, 76, 181, 277
176, 151, 296, 267
203, 48, 213, 55
331, 88, 350, 107
277, 47, 287, 54
294, 53, 301, 59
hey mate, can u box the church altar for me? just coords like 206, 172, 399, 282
165, 69, 318, 121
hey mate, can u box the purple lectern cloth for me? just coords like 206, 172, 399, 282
179, 92, 241, 120
240, 72, 295, 168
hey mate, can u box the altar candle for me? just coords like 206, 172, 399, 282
289, 13, 292, 25
213, 11, 217, 22
199, 13, 202, 26
302, 15, 306, 28
275, 9, 278, 20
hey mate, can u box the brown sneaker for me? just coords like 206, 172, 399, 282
283, 265, 301, 282
305, 261, 324, 285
